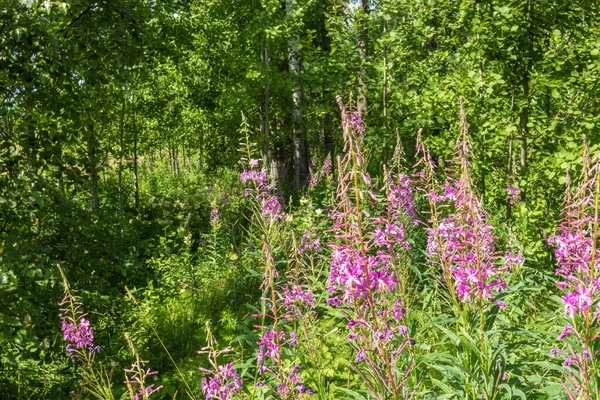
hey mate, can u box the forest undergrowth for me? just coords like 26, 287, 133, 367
4, 1, 600, 399
5, 99, 597, 400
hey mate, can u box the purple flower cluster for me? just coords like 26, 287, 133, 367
308, 155, 333, 188
419, 126, 516, 306
257, 329, 297, 372
373, 223, 410, 251
506, 184, 521, 205
349, 112, 365, 136
425, 208, 511, 303
255, 365, 313, 399
547, 147, 600, 395
251, 235, 314, 399
387, 174, 417, 222
328, 97, 413, 305
298, 231, 321, 254
549, 230, 598, 310
324, 97, 416, 399
240, 158, 285, 222
210, 207, 220, 223
549, 153, 600, 320
198, 323, 244, 400
347, 306, 410, 363
281, 283, 315, 318
136, 385, 163, 400
59, 290, 100, 361
255, 329, 312, 399
322, 156, 333, 176
328, 246, 397, 305
240, 168, 268, 188
61, 317, 100, 357
249, 158, 260, 169
200, 362, 242, 400
503, 252, 524, 271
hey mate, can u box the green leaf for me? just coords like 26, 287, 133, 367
335, 387, 368, 400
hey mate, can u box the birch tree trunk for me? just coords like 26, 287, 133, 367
286, 0, 309, 190
260, 44, 280, 188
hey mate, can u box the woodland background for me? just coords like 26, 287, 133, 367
1, 0, 600, 398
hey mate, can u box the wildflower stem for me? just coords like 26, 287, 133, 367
124, 287, 194, 399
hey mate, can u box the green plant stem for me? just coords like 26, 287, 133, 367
124, 286, 195, 400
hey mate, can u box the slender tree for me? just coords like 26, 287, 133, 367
286, 0, 310, 189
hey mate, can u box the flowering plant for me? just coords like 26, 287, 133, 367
124, 333, 163, 400
324, 97, 418, 400
238, 120, 314, 399
549, 137, 600, 398
199, 323, 243, 400
58, 266, 115, 400
417, 99, 523, 398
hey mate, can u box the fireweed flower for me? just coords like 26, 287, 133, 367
322, 156, 333, 176
308, 155, 334, 188
253, 326, 312, 399
414, 99, 520, 399
387, 174, 417, 223
547, 138, 600, 398
424, 207, 510, 303
200, 362, 242, 400
61, 317, 99, 357
240, 160, 285, 222
58, 267, 115, 400
59, 288, 100, 360
256, 330, 298, 372
418, 107, 516, 308
249, 158, 261, 169
123, 333, 164, 400
325, 97, 417, 399
251, 235, 312, 399
506, 184, 521, 205
328, 246, 398, 303
298, 231, 322, 254
199, 324, 243, 400
238, 131, 285, 224
503, 252, 524, 271
210, 207, 220, 223
385, 134, 417, 224
280, 283, 315, 319
349, 112, 365, 136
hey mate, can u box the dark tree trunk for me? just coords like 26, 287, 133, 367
132, 93, 139, 210
119, 91, 125, 222
286, 0, 309, 189
87, 125, 99, 216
